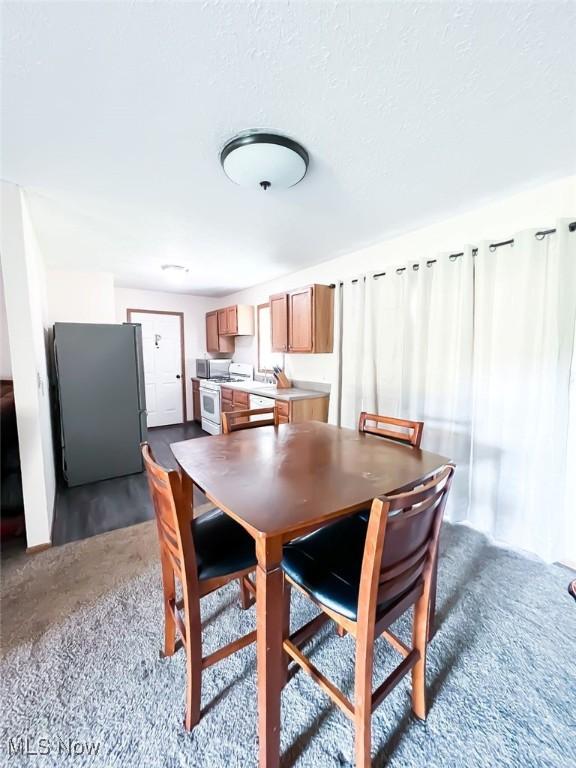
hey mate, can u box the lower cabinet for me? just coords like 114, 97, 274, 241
221, 387, 250, 426
221, 387, 328, 426
282, 397, 329, 424
276, 400, 290, 424
192, 378, 201, 423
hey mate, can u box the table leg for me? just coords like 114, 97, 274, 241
256, 536, 284, 768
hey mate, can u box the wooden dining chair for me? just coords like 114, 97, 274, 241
358, 411, 424, 448
282, 463, 455, 767
141, 443, 257, 731
222, 406, 279, 434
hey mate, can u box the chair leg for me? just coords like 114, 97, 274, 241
160, 599, 177, 658
159, 553, 177, 658
281, 579, 291, 687
427, 551, 438, 641
354, 633, 374, 768
183, 645, 202, 730
183, 596, 202, 731
411, 594, 429, 720
336, 624, 347, 637
239, 576, 254, 609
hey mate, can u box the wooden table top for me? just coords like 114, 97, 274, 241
171, 422, 450, 540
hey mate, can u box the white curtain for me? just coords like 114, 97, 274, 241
565, 305, 576, 565
469, 224, 576, 562
331, 223, 576, 562
333, 252, 473, 522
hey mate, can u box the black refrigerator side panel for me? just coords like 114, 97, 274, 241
54, 323, 145, 486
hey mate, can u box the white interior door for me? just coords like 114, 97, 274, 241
130, 312, 184, 427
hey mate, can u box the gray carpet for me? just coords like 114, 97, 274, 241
1, 521, 575, 767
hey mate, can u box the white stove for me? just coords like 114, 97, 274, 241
200, 362, 254, 435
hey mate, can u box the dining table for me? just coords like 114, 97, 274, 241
171, 420, 450, 768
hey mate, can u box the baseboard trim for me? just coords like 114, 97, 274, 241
26, 542, 52, 555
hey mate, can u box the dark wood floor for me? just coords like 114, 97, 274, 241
52, 421, 208, 546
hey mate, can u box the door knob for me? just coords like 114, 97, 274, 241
176, 374, 181, 379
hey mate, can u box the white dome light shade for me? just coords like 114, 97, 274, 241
161, 264, 189, 284
221, 133, 309, 190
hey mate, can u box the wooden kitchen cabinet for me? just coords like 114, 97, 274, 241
217, 308, 228, 335
270, 292, 289, 352
221, 386, 328, 427
221, 386, 233, 411
288, 287, 314, 352
206, 311, 234, 354
233, 390, 249, 408
269, 284, 333, 354
221, 387, 249, 408
226, 305, 238, 334
289, 397, 329, 423
216, 304, 254, 337
221, 387, 249, 426
192, 378, 201, 423
276, 399, 290, 424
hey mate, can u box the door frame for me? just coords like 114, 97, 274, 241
126, 308, 187, 424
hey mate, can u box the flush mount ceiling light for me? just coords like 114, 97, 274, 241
161, 264, 189, 283
220, 132, 309, 190
161, 264, 189, 274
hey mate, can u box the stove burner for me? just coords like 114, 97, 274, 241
207, 375, 246, 383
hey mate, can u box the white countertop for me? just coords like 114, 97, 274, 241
221, 381, 329, 402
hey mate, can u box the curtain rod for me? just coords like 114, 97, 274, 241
330, 220, 576, 286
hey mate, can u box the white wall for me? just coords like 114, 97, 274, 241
47, 270, 115, 325
207, 176, 576, 383
115, 287, 212, 419
0, 263, 12, 378
0, 182, 56, 548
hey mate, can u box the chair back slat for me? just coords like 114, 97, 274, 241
377, 556, 427, 605
387, 480, 445, 513
222, 406, 279, 434
358, 411, 424, 447
378, 539, 429, 583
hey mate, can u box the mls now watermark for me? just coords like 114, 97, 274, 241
7, 735, 101, 758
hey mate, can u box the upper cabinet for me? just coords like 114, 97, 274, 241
206, 311, 234, 354
270, 293, 289, 352
270, 284, 333, 354
217, 304, 253, 336
226, 305, 238, 335
217, 308, 228, 336
206, 304, 254, 352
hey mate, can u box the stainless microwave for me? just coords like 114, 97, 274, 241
195, 358, 232, 379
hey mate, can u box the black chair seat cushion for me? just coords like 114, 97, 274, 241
192, 508, 256, 581
283, 514, 370, 621
283, 513, 412, 622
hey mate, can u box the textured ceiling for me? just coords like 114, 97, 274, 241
2, 1, 575, 295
